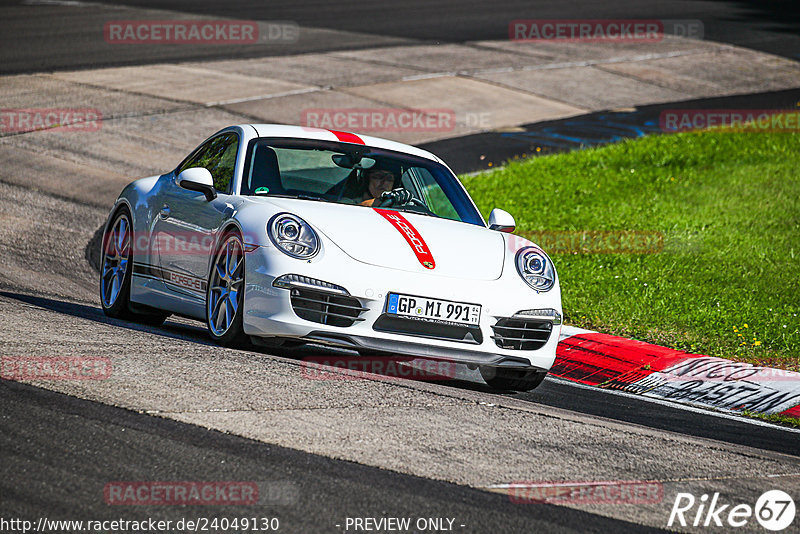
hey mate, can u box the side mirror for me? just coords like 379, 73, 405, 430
177, 167, 217, 201
488, 208, 516, 233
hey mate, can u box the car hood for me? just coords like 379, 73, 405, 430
260, 198, 505, 280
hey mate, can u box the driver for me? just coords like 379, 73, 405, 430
359, 167, 413, 207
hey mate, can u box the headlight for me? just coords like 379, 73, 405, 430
267, 213, 320, 259
515, 247, 555, 292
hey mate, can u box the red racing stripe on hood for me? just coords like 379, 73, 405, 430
374, 208, 436, 269
329, 130, 365, 144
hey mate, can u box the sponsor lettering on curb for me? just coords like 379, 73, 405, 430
626, 357, 800, 414
555, 332, 800, 417
658, 358, 800, 383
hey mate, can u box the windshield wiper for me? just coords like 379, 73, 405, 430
295, 194, 329, 202
259, 193, 330, 203
392, 207, 440, 218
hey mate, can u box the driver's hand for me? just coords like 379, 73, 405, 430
380, 188, 413, 205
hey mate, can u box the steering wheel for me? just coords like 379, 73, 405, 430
377, 188, 413, 208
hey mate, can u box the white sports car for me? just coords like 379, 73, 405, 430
100, 124, 561, 391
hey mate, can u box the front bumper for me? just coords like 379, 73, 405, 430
302, 330, 539, 369
242, 244, 562, 371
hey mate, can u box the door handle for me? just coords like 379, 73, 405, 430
159, 205, 170, 219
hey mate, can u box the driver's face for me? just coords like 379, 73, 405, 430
367, 171, 394, 198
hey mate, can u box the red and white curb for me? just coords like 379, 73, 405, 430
554, 326, 800, 421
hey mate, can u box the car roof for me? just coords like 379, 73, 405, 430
243, 124, 444, 164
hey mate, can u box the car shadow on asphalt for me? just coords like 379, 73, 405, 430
0, 290, 215, 346
0, 290, 505, 394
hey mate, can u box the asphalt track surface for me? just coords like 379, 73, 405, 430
2, 379, 663, 533
126, 0, 800, 59
1, 0, 800, 74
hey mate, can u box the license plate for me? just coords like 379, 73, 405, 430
386, 293, 481, 326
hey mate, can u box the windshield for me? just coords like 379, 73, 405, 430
240, 138, 484, 226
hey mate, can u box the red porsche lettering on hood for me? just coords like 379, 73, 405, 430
374, 208, 436, 269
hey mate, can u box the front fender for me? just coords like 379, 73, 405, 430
231, 200, 279, 248
103, 174, 166, 266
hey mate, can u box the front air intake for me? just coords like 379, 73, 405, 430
290, 288, 368, 327
491, 317, 553, 350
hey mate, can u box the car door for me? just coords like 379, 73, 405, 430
153, 133, 240, 298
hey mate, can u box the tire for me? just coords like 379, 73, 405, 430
100, 207, 168, 326
480, 366, 547, 392
206, 229, 249, 347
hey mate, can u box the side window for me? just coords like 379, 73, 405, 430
399, 169, 423, 199
412, 167, 460, 221
177, 133, 239, 194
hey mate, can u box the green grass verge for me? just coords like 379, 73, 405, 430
741, 410, 800, 429
461, 127, 800, 363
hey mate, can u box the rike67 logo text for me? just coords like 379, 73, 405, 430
668, 490, 795, 531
